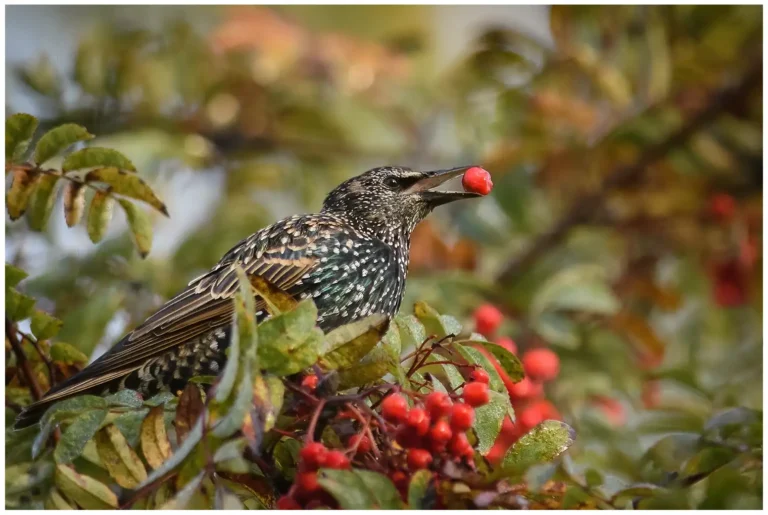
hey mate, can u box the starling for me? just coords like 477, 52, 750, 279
15, 165, 481, 428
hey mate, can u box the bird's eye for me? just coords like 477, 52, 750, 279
383, 177, 400, 189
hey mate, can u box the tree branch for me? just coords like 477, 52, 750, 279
496, 58, 762, 284
5, 318, 44, 401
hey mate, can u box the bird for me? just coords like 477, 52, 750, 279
15, 165, 481, 428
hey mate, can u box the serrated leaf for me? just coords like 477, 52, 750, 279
453, 344, 504, 393
55, 464, 118, 509
86, 167, 167, 215
54, 409, 108, 464
86, 190, 113, 243
258, 300, 321, 375
140, 405, 172, 470
407, 469, 435, 509
338, 348, 391, 389
31, 309, 63, 340
318, 468, 403, 509
7, 168, 40, 220
62, 147, 136, 172
6, 263, 28, 289
104, 389, 144, 408
118, 198, 153, 257
6, 288, 36, 321
320, 314, 389, 370
465, 340, 525, 383
95, 424, 148, 489
49, 342, 88, 365
175, 383, 204, 445
501, 420, 576, 471
41, 395, 108, 427
394, 315, 426, 349
62, 182, 86, 227
6, 113, 38, 162
474, 390, 511, 455
34, 123, 93, 165
26, 173, 61, 231
249, 275, 298, 315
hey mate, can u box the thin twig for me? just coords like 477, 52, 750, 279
18, 330, 56, 389
5, 318, 43, 401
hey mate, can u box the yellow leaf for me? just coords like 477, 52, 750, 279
118, 199, 153, 258
44, 488, 75, 510
86, 190, 114, 243
54, 464, 118, 509
95, 424, 148, 489
26, 173, 61, 231
63, 182, 86, 227
7, 168, 40, 220
140, 405, 172, 470
85, 166, 168, 215
249, 275, 298, 315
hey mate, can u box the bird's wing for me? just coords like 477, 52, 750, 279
35, 225, 318, 404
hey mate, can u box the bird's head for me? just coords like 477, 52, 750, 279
321, 165, 481, 241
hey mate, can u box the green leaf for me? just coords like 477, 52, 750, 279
49, 342, 89, 365
31, 309, 63, 340
54, 409, 108, 464
212, 366, 254, 438
474, 390, 512, 455
381, 323, 402, 365
62, 147, 136, 173
453, 344, 504, 393
532, 265, 620, 317
26, 173, 61, 231
407, 469, 435, 509
258, 300, 322, 375
41, 395, 108, 428
143, 391, 175, 407
6, 288, 36, 321
338, 347, 391, 389
465, 340, 525, 382
394, 315, 426, 349
248, 275, 298, 315
86, 190, 114, 243
252, 374, 285, 435
6, 113, 39, 162
118, 199, 153, 258
45, 488, 75, 510
104, 389, 144, 408
7, 168, 39, 220
501, 420, 576, 471
319, 314, 389, 370
94, 424, 148, 489
62, 182, 86, 227
6, 263, 28, 289
318, 468, 403, 509
55, 464, 118, 509
34, 123, 93, 166
112, 409, 149, 449
414, 301, 460, 338
86, 167, 168, 215
159, 471, 206, 509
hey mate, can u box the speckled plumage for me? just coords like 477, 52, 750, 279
16, 165, 479, 428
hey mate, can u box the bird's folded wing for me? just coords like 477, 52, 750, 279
35, 254, 317, 404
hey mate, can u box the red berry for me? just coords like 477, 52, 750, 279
391, 470, 409, 492
462, 382, 490, 407
449, 403, 475, 432
462, 166, 493, 196
406, 407, 431, 436
519, 405, 546, 431
276, 496, 302, 510
710, 193, 736, 221
470, 369, 490, 384
301, 374, 319, 391
395, 424, 423, 449
381, 393, 408, 423
299, 442, 328, 471
297, 472, 321, 494
323, 450, 351, 469
448, 431, 473, 459
429, 419, 453, 445
522, 348, 560, 382
473, 304, 503, 336
508, 377, 542, 400
425, 391, 453, 419
349, 434, 372, 454
497, 337, 518, 354
407, 448, 433, 470
594, 397, 626, 427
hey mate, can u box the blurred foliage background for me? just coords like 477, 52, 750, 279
6, 4, 762, 508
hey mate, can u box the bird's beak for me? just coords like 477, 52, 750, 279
407, 165, 482, 206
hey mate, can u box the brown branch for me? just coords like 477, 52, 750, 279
18, 330, 56, 389
496, 58, 763, 284
5, 318, 43, 401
